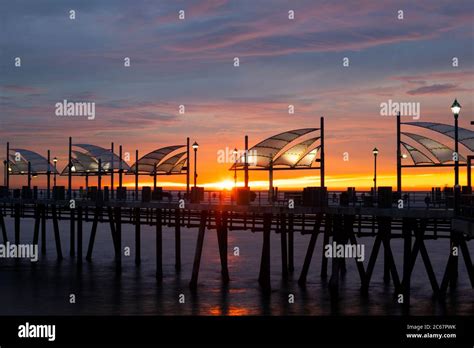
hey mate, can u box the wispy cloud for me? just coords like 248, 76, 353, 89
407, 83, 462, 95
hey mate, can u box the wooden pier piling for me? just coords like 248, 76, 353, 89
51, 205, 63, 260
114, 206, 122, 272
216, 210, 230, 283
189, 210, 208, 291
77, 206, 83, 265
156, 208, 163, 281
86, 207, 100, 261
14, 203, 20, 245
280, 213, 288, 280
135, 207, 141, 266
174, 209, 181, 271
70, 209, 75, 258
288, 213, 294, 272
258, 213, 272, 293
298, 213, 322, 286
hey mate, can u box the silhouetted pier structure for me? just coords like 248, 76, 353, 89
0, 186, 472, 306
1, 111, 473, 307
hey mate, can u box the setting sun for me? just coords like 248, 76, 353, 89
212, 179, 235, 191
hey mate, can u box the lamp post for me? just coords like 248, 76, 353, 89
373, 147, 379, 198
233, 148, 238, 188
451, 99, 461, 215
192, 141, 199, 188
451, 99, 461, 187
53, 157, 58, 187
450, 99, 461, 284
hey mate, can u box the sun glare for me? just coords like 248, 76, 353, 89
215, 180, 235, 190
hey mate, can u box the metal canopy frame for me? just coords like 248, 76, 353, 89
126, 140, 191, 197
4, 143, 57, 199
230, 117, 326, 202
397, 114, 473, 194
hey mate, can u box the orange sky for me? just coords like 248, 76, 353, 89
8, 164, 469, 191
2, 1, 473, 191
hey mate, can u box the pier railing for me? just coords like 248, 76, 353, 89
1, 186, 469, 211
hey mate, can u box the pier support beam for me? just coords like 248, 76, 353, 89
14, 203, 20, 245
51, 205, 63, 260
458, 237, 474, 288
107, 207, 117, 257
381, 219, 400, 291
41, 205, 46, 254
440, 231, 473, 294
135, 207, 141, 266
86, 207, 100, 261
347, 216, 367, 288
401, 218, 412, 308
329, 215, 344, 296
288, 213, 294, 272
33, 204, 40, 246
114, 206, 122, 272
70, 209, 75, 258
77, 206, 83, 266
156, 208, 163, 281
175, 209, 181, 271
298, 214, 323, 286
216, 210, 230, 283
362, 217, 400, 294
258, 213, 272, 293
280, 213, 288, 280
406, 220, 439, 295
189, 210, 208, 291
0, 208, 8, 243
321, 214, 332, 278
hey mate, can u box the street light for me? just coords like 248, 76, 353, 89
373, 147, 379, 198
451, 99, 461, 214
192, 141, 199, 188
451, 99, 461, 115
451, 99, 461, 187
233, 148, 238, 188
53, 157, 58, 187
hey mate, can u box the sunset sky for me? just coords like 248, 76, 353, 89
1, 0, 473, 190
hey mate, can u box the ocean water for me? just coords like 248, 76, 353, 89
0, 217, 472, 316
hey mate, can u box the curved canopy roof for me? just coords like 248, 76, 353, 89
60, 151, 100, 176
232, 128, 319, 169
403, 122, 474, 151
8, 149, 57, 174
74, 144, 130, 171
273, 137, 320, 167
130, 145, 186, 174
402, 132, 465, 163
400, 142, 435, 165
155, 151, 187, 174
295, 146, 320, 167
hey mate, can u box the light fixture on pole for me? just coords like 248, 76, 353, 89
451, 99, 461, 214
53, 157, 58, 187
192, 141, 199, 188
451, 99, 461, 187
372, 147, 379, 198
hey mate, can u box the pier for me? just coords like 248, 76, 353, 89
1, 113, 473, 306
0, 186, 472, 306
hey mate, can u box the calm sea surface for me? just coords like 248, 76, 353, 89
0, 218, 472, 315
